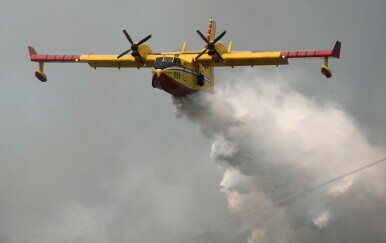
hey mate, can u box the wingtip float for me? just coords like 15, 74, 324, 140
28, 19, 341, 96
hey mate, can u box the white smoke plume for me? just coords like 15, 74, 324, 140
173, 75, 386, 243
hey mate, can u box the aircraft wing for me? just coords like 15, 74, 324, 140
196, 41, 341, 67
28, 46, 157, 68
80, 54, 157, 68
197, 51, 289, 67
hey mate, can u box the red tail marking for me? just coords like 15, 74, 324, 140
28, 46, 37, 57
331, 41, 341, 58
204, 19, 214, 48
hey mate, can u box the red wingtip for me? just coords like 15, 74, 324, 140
331, 41, 341, 58
28, 46, 37, 57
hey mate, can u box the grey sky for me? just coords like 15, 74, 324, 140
1, 0, 385, 242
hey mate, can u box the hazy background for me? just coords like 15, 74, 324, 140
1, 0, 385, 242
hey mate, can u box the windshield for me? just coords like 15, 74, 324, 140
154, 57, 182, 69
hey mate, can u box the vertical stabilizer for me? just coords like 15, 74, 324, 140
204, 18, 216, 48
200, 19, 216, 88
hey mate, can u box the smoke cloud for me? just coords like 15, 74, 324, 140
173, 75, 386, 243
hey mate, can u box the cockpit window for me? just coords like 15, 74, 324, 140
173, 58, 182, 64
154, 57, 182, 69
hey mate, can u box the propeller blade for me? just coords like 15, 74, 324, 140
137, 54, 145, 65
117, 49, 131, 59
196, 29, 209, 44
122, 29, 134, 44
194, 48, 208, 61
213, 30, 226, 43
137, 34, 152, 46
213, 49, 225, 62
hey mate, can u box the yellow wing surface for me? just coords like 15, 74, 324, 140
28, 48, 287, 69
193, 51, 288, 67
80, 50, 287, 68
29, 41, 339, 70
81, 54, 157, 68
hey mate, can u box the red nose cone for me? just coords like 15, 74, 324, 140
321, 65, 332, 78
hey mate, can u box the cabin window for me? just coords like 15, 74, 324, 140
163, 57, 173, 62
154, 57, 182, 69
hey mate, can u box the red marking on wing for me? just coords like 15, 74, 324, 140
317, 50, 332, 56
55, 55, 65, 61
288, 51, 297, 57
305, 50, 316, 57
280, 41, 341, 59
28, 46, 81, 62
31, 54, 80, 62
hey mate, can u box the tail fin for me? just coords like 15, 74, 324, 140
204, 18, 216, 48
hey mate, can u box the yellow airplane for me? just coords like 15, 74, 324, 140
28, 18, 341, 96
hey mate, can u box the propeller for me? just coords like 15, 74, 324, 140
194, 29, 226, 62
117, 28, 152, 65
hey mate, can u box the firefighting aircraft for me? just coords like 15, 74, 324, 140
28, 18, 341, 97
